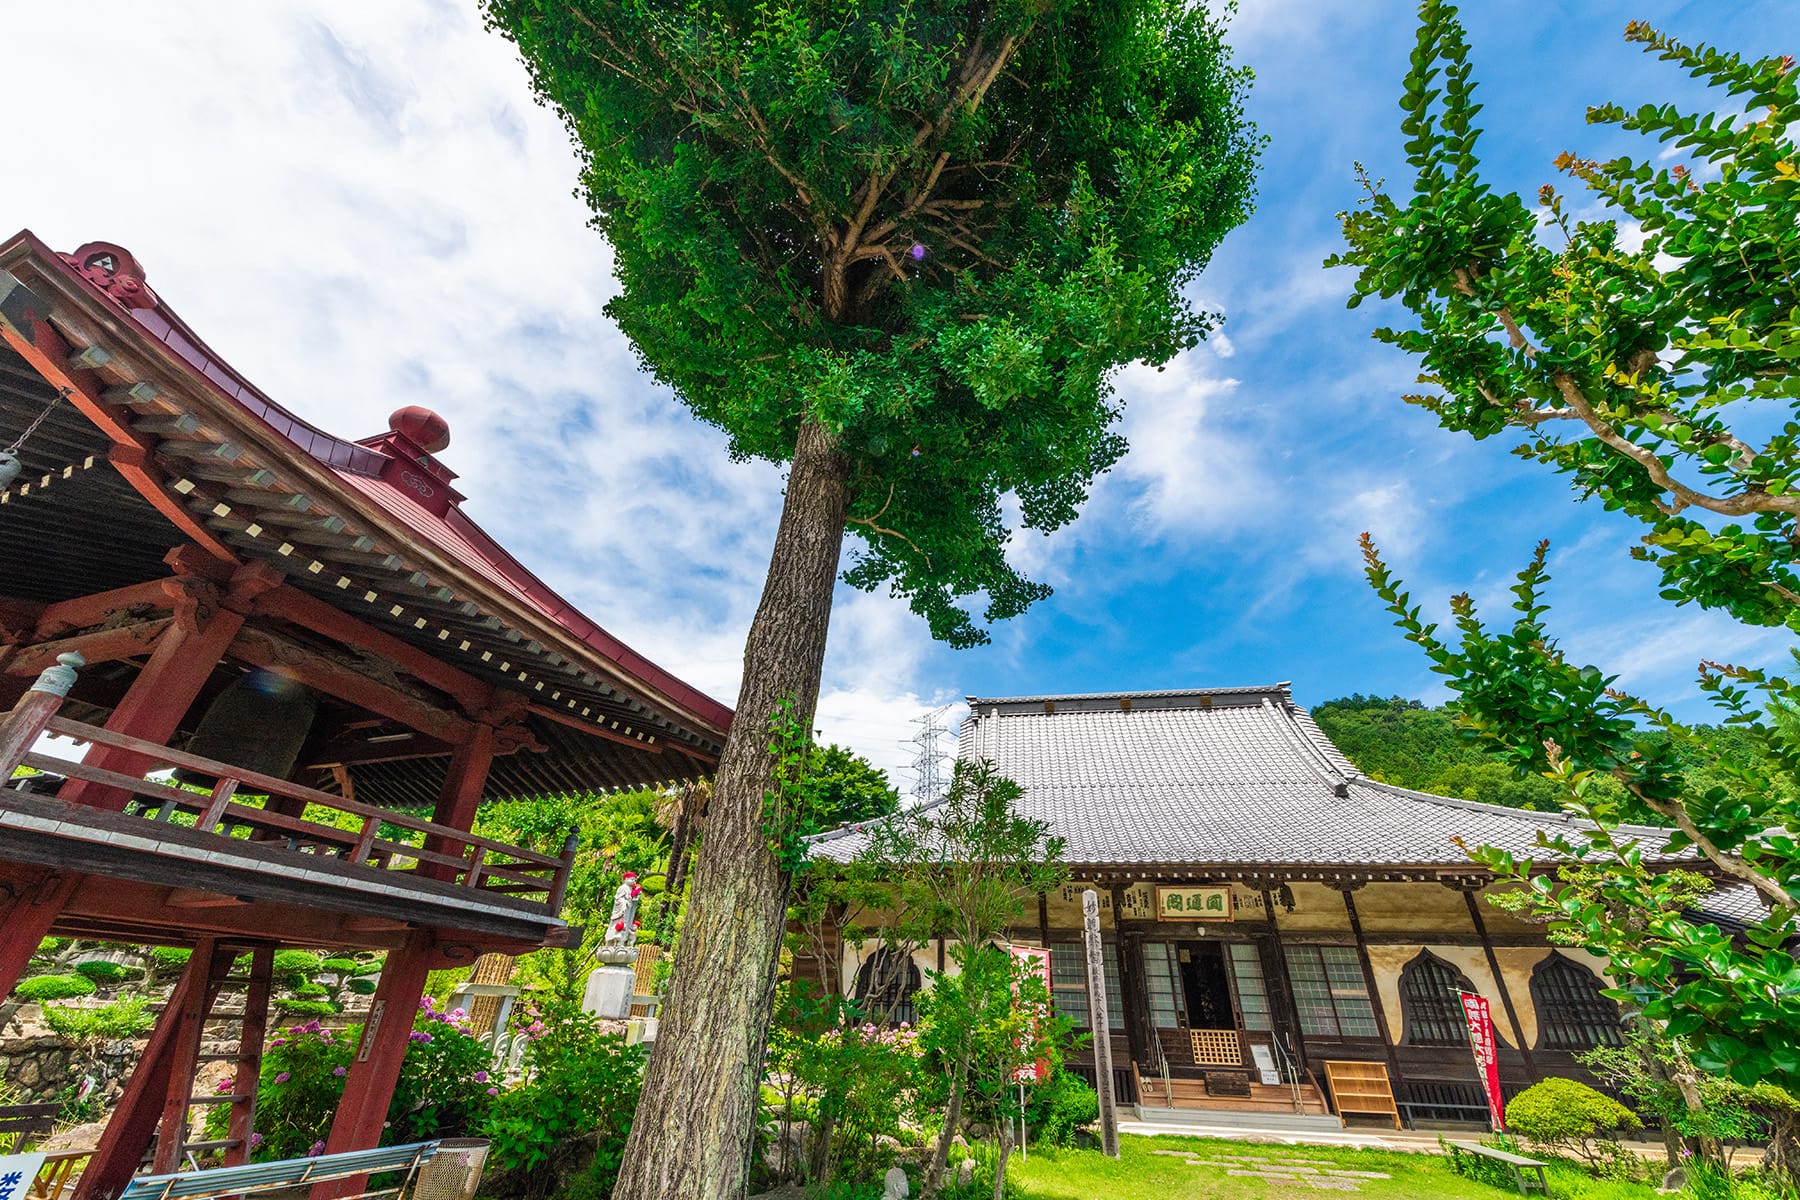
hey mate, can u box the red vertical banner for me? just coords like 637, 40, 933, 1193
1459, 991, 1505, 1131
1008, 945, 1053, 1083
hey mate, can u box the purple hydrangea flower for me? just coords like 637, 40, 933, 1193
486, 1087, 499, 1097
308, 1141, 326, 1158
274, 1071, 291, 1084
333, 1066, 347, 1077
473, 1071, 488, 1083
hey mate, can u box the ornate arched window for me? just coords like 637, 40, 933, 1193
1399, 952, 1479, 1046
853, 948, 921, 1025
1531, 953, 1623, 1050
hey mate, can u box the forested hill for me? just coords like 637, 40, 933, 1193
1309, 695, 1567, 811
1311, 695, 1781, 815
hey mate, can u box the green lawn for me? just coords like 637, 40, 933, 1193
1004, 1134, 1663, 1200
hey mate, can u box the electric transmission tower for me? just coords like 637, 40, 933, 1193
908, 704, 953, 806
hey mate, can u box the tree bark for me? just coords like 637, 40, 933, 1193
926, 1062, 968, 1196
612, 416, 851, 1200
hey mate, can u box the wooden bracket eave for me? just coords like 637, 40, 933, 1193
0, 317, 238, 562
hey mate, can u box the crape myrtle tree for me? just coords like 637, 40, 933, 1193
480, 3, 1258, 1196
1334, 1, 1800, 1089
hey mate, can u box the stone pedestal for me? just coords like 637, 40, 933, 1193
582, 966, 636, 1020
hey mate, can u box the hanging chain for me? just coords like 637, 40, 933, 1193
5, 388, 68, 455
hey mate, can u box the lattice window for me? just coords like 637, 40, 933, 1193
1399, 952, 1478, 1046
1189, 1028, 1243, 1066
1286, 945, 1379, 1039
1049, 943, 1124, 1031
853, 948, 920, 1026
1143, 942, 1183, 1028
1532, 954, 1623, 1051
1226, 943, 1272, 1032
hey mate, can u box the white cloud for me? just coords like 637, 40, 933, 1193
0, 1, 939, 771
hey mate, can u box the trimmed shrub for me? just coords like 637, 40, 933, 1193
319, 958, 360, 974
74, 960, 127, 984
272, 950, 323, 975
293, 984, 329, 999
44, 996, 155, 1044
347, 978, 378, 996
148, 947, 193, 969
274, 999, 339, 1018
14, 974, 97, 1002
1505, 1077, 1641, 1172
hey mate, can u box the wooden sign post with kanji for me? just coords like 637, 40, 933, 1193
1083, 889, 1120, 1158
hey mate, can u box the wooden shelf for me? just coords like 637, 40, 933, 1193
1322, 1060, 1401, 1130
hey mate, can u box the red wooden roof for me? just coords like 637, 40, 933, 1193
0, 229, 731, 768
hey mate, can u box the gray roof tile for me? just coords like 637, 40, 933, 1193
818, 684, 1683, 871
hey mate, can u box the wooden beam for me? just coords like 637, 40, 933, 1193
167, 889, 247, 908
0, 313, 238, 562
252, 585, 493, 717
228, 626, 469, 744
33, 578, 176, 636
528, 701, 665, 753
5, 619, 172, 675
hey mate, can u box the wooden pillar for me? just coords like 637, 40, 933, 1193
312, 930, 436, 1200
1464, 889, 1538, 1081
0, 656, 83, 1001
1258, 888, 1308, 1075
1341, 887, 1407, 1103
78, 940, 231, 1200
1109, 886, 1152, 1068
421, 724, 495, 880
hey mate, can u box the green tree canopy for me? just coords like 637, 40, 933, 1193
1336, 1, 1800, 1091
484, 0, 1259, 645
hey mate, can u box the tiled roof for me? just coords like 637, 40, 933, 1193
815, 684, 1683, 872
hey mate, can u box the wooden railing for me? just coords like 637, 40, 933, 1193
1, 697, 575, 912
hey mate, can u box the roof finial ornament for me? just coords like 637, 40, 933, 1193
61, 242, 158, 311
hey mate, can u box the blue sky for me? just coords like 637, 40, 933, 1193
6, 1, 1796, 785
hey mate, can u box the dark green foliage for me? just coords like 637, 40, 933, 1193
483, 1005, 645, 1195
809, 743, 901, 828
272, 950, 323, 975
147, 947, 192, 969
14, 974, 96, 1002
1025, 1067, 1099, 1147
1504, 1078, 1641, 1173
207, 1007, 496, 1162
72, 960, 127, 985
763, 704, 902, 872
347, 978, 378, 996
482, 0, 1260, 647
43, 996, 156, 1046
273, 999, 338, 1017
1338, 1, 1800, 1095
1313, 696, 1568, 810
319, 958, 360, 973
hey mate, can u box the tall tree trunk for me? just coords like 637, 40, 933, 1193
612, 417, 851, 1200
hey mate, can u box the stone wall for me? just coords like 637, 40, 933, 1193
0, 1026, 142, 1107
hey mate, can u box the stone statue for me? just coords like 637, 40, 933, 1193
603, 872, 642, 948
881, 1166, 909, 1200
